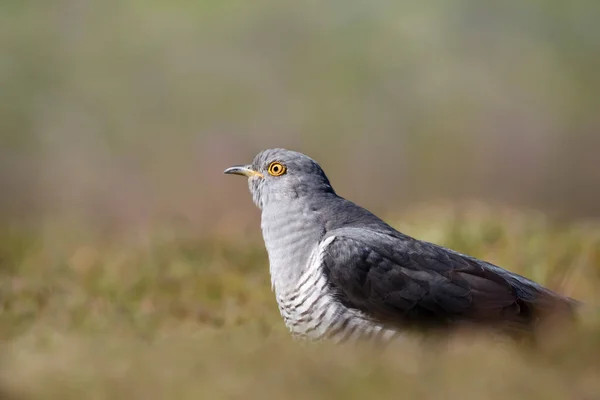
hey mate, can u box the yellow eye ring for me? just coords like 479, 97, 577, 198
267, 162, 287, 176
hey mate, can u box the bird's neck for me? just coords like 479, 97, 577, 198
260, 195, 330, 295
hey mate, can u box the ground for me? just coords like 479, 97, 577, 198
0, 203, 598, 399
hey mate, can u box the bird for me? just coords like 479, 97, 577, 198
224, 148, 579, 343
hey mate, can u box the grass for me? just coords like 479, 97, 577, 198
0, 203, 598, 399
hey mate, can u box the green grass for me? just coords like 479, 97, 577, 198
0, 203, 598, 399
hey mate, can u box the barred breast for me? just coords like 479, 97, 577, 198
274, 236, 399, 343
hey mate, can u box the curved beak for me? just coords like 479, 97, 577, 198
223, 164, 264, 178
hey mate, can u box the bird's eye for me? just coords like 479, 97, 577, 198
267, 162, 287, 176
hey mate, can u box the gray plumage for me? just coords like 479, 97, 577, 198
224, 148, 578, 343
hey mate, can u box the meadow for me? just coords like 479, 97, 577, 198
0, 203, 599, 399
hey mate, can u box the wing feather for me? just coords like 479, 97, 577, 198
320, 228, 575, 333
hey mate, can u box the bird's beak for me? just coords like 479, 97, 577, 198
223, 164, 264, 178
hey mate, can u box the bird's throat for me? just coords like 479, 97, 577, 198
260, 199, 326, 295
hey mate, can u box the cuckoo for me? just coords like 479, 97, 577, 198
224, 148, 578, 343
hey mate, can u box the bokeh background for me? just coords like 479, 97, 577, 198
2, 0, 600, 231
1, 1, 599, 399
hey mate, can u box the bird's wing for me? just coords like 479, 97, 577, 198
319, 227, 570, 332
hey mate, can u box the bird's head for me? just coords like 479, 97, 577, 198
224, 148, 335, 209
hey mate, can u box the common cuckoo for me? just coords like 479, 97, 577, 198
224, 148, 578, 343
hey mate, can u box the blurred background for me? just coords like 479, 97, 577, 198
1, 1, 600, 399
2, 0, 599, 235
